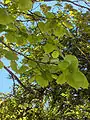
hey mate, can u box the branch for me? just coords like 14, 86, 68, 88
62, 0, 90, 11
0, 2, 8, 6
1, 40, 57, 65
40, 0, 90, 11
1, 40, 37, 62
4, 65, 34, 93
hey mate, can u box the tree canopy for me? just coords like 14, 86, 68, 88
0, 0, 90, 119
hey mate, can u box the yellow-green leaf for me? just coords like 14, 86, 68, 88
17, 0, 32, 11
0, 8, 14, 25
64, 55, 78, 66
58, 61, 69, 72
52, 51, 59, 58
63, 21, 73, 29
10, 61, 18, 72
18, 65, 28, 74
56, 73, 66, 84
4, 51, 18, 60
43, 43, 56, 54
0, 61, 4, 69
36, 75, 48, 87
4, 0, 11, 4
67, 71, 89, 89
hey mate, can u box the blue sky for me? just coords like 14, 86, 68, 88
0, 59, 13, 93
0, 68, 13, 93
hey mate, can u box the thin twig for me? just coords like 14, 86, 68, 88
63, 0, 90, 11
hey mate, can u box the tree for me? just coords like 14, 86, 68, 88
0, 0, 90, 119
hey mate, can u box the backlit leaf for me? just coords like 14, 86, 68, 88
43, 43, 56, 54
4, 0, 11, 4
58, 61, 69, 72
54, 26, 67, 37
52, 51, 59, 58
64, 55, 78, 71
36, 75, 48, 87
17, 0, 32, 11
67, 71, 89, 89
56, 73, 66, 84
64, 55, 78, 66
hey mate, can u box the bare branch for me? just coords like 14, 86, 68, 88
4, 65, 34, 93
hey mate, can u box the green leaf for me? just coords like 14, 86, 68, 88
68, 63, 78, 73
51, 74, 58, 79
40, 4, 51, 14
10, 61, 17, 72
28, 60, 37, 68
16, 36, 27, 46
52, 51, 59, 58
42, 71, 53, 82
64, 55, 78, 71
28, 34, 42, 44
36, 75, 48, 87
45, 12, 55, 18
6, 32, 27, 45
4, 0, 11, 4
58, 61, 69, 72
18, 65, 28, 74
0, 8, 14, 25
17, 0, 32, 11
67, 71, 89, 89
38, 22, 45, 31
6, 32, 17, 43
63, 21, 73, 29
33, 68, 41, 75
41, 54, 49, 63
4, 51, 18, 60
64, 55, 78, 67
33, 11, 42, 19
0, 61, 4, 69
50, 58, 59, 64
56, 73, 67, 84
54, 26, 67, 37
49, 65, 60, 73
43, 43, 56, 54
38, 21, 54, 33
38, 22, 49, 33
29, 76, 35, 83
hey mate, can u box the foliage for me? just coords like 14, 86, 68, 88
0, 84, 90, 120
0, 0, 90, 119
